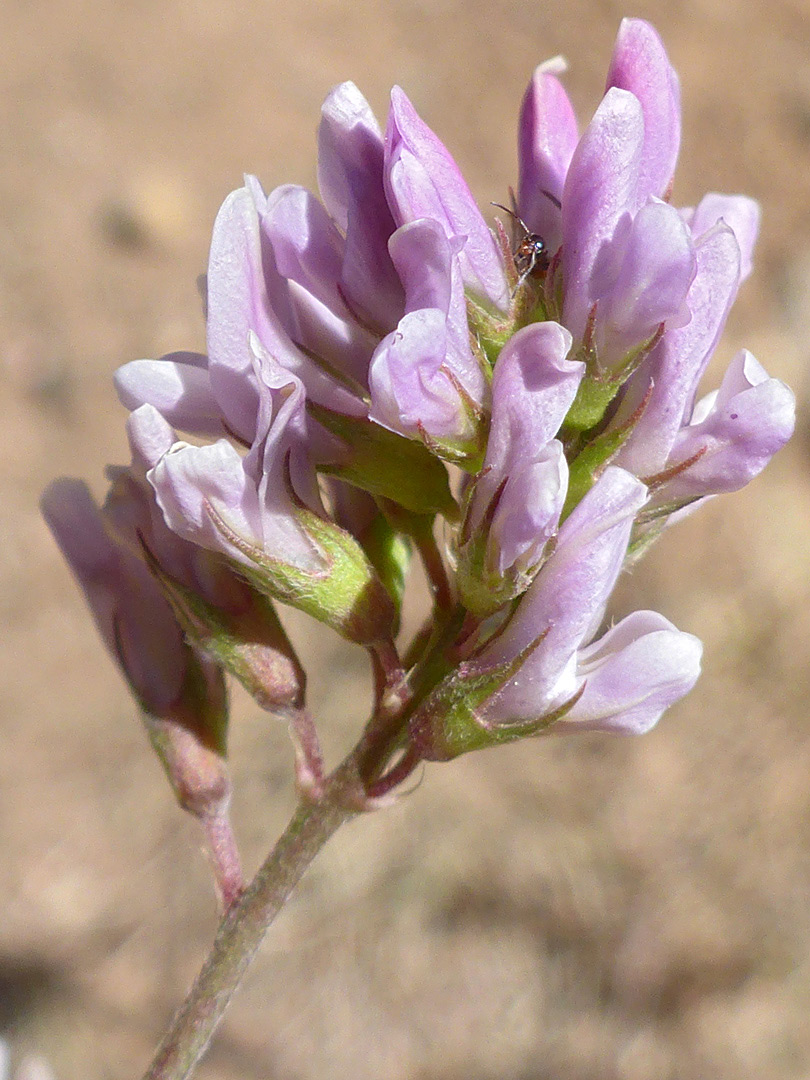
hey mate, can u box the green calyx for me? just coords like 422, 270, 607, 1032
563, 324, 665, 434
310, 404, 457, 517
465, 294, 515, 370
408, 623, 577, 761
353, 510, 412, 634
139, 542, 305, 713
455, 528, 539, 619
408, 655, 553, 761
563, 370, 623, 434
562, 421, 635, 520
207, 500, 396, 647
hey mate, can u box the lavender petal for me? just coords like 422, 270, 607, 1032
605, 18, 681, 200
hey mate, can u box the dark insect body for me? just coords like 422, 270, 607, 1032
491, 202, 551, 290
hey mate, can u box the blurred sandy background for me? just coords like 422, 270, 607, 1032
2, 0, 810, 1077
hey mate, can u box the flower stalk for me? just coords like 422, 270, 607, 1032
142, 784, 354, 1080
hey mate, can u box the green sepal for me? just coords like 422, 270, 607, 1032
409, 642, 584, 760
511, 282, 549, 331
626, 518, 666, 567
415, 408, 487, 473
455, 471, 542, 617
356, 511, 412, 631
564, 324, 665, 434
207, 500, 395, 647
562, 369, 659, 519
625, 494, 702, 567
142, 552, 305, 713
465, 293, 514, 370
456, 538, 539, 619
563, 423, 635, 520
455, 526, 496, 616
455, 518, 540, 618
563, 371, 623, 434
309, 404, 457, 518
408, 364, 489, 473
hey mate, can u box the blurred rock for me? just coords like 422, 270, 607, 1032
98, 172, 196, 252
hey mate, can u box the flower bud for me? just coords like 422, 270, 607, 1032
457, 322, 581, 614
41, 478, 232, 818
412, 469, 699, 759
145, 341, 396, 646
119, 404, 307, 712
368, 218, 490, 466
384, 86, 509, 313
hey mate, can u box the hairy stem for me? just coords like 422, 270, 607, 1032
140, 602, 459, 1080
199, 808, 244, 913
141, 774, 356, 1080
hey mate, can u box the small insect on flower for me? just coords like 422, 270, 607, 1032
492, 193, 559, 295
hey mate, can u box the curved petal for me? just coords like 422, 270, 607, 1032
480, 467, 647, 720
318, 81, 384, 227
562, 87, 645, 342
388, 218, 485, 401
207, 184, 365, 442
517, 57, 578, 252
206, 185, 277, 440
470, 322, 580, 548
488, 322, 580, 465
616, 221, 742, 476
245, 338, 325, 522
125, 403, 177, 470
284, 286, 377, 388
489, 441, 568, 575
115, 353, 224, 438
148, 438, 262, 563
150, 426, 321, 573
660, 350, 796, 500
558, 611, 702, 734
317, 81, 404, 331
262, 185, 378, 386
389, 217, 455, 315
685, 192, 760, 283
368, 308, 469, 440
384, 86, 509, 312
263, 184, 346, 312
605, 18, 681, 200
592, 199, 696, 366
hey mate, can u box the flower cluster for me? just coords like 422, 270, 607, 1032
43, 20, 794, 820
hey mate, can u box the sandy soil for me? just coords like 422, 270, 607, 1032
3, 0, 810, 1077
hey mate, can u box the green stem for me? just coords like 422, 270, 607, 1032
141, 773, 356, 1080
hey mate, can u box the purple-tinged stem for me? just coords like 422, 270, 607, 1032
142, 773, 356, 1080
411, 519, 453, 613
199, 809, 245, 914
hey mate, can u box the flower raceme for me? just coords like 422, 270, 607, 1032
46, 19, 795, 795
